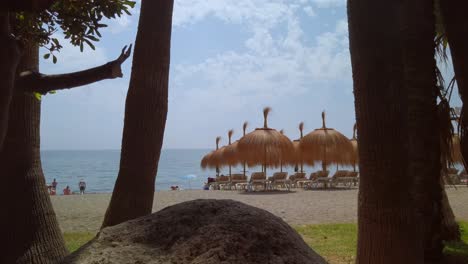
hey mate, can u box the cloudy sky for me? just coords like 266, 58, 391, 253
40, 0, 385, 149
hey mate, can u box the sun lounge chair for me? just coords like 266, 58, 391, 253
230, 173, 248, 190
329, 170, 353, 188
289, 172, 307, 188
445, 168, 460, 186
459, 170, 468, 185
270, 172, 290, 190
248, 172, 267, 191
309, 170, 330, 188
215, 175, 231, 190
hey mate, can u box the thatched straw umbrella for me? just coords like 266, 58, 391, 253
238, 107, 293, 174
300, 112, 353, 171
200, 136, 222, 176
222, 122, 249, 176
349, 123, 359, 172
451, 134, 464, 165
290, 122, 309, 172
215, 129, 235, 177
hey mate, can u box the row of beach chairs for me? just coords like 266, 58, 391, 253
210, 170, 360, 191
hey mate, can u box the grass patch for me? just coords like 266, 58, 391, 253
295, 224, 356, 264
295, 221, 468, 264
63, 232, 95, 252
63, 222, 468, 263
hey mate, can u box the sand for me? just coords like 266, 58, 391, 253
51, 187, 468, 233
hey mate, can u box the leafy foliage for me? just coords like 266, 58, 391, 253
13, 0, 136, 63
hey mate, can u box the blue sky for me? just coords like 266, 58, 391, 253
38, 0, 458, 150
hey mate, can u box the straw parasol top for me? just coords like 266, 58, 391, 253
451, 134, 464, 165
222, 122, 249, 166
300, 112, 353, 168
349, 123, 358, 165
201, 136, 222, 169
238, 107, 293, 167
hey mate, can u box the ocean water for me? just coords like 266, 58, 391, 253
42, 149, 326, 193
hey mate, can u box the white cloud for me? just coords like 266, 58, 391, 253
303, 6, 316, 17
312, 0, 346, 8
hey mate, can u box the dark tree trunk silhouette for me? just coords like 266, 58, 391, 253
0, 12, 21, 151
102, 0, 174, 228
402, 1, 443, 261
0, 36, 131, 264
3, 0, 56, 11
348, 0, 437, 262
0, 44, 68, 264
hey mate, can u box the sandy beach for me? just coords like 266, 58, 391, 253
51, 187, 468, 233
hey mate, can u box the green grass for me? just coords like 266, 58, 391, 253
63, 232, 95, 252
63, 222, 468, 264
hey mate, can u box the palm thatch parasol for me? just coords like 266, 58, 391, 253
349, 123, 359, 171
238, 107, 293, 174
214, 129, 235, 177
290, 122, 309, 172
451, 134, 464, 165
200, 136, 222, 176
300, 112, 354, 171
222, 122, 249, 176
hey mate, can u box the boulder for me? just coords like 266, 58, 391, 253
64, 199, 326, 264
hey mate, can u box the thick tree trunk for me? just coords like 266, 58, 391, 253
402, 1, 444, 262
0, 12, 21, 151
0, 45, 67, 263
348, 1, 425, 263
101, 0, 174, 228
441, 1, 468, 176
440, 179, 461, 242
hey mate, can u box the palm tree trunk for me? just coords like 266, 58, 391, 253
101, 0, 174, 228
402, 1, 444, 261
0, 44, 67, 264
348, 0, 427, 262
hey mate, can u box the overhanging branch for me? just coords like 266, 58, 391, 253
17, 44, 132, 94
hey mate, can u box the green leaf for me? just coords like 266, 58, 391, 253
52, 55, 57, 64
34, 92, 42, 101
43, 53, 51, 59
86, 35, 99, 42
83, 39, 95, 50
49, 90, 57, 94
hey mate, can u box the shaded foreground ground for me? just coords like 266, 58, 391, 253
52, 187, 468, 233
64, 222, 468, 264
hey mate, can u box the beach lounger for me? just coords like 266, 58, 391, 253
459, 170, 468, 185
248, 172, 267, 191
270, 172, 290, 190
230, 173, 248, 190
215, 175, 231, 190
289, 172, 307, 188
309, 170, 330, 188
329, 170, 353, 188
445, 168, 460, 186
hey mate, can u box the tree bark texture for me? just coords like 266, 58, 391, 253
441, 0, 468, 174
402, 1, 444, 262
101, 0, 174, 228
0, 45, 67, 263
0, 12, 21, 152
348, 0, 425, 263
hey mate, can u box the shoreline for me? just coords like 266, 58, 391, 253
51, 187, 468, 233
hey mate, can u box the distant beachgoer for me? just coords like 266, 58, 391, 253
52, 178, 58, 190
203, 182, 209, 190
79, 179, 86, 195
63, 186, 71, 195
50, 188, 56, 196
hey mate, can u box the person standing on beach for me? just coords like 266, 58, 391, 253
63, 186, 71, 195
79, 179, 86, 195
51, 178, 58, 190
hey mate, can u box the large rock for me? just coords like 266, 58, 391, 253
64, 199, 326, 264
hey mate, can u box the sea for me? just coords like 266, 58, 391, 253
42, 149, 328, 193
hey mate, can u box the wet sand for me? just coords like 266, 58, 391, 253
51, 187, 468, 233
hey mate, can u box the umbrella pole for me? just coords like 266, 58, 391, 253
300, 163, 303, 173
243, 162, 246, 177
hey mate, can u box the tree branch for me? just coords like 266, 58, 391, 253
17, 44, 132, 94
